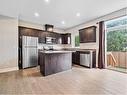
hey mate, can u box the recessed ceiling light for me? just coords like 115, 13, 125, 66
76, 13, 81, 17
44, 0, 50, 3
34, 12, 40, 17
61, 21, 65, 25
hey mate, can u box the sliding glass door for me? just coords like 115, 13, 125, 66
105, 16, 127, 73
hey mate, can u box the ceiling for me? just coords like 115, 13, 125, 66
0, 0, 126, 29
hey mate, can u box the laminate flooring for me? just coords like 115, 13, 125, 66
0, 66, 127, 95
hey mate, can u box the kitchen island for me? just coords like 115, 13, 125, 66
39, 50, 74, 76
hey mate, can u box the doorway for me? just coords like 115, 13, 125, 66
105, 16, 127, 73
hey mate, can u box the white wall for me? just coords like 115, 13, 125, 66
65, 8, 127, 65
0, 16, 18, 72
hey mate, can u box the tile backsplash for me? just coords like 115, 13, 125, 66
38, 44, 66, 50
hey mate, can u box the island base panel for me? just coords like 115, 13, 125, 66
39, 53, 72, 76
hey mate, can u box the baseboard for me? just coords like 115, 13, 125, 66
0, 67, 19, 73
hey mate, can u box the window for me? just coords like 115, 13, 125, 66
106, 16, 127, 52
105, 16, 127, 73
75, 35, 80, 47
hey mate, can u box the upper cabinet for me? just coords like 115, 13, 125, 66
38, 31, 47, 43
38, 32, 59, 44
79, 26, 96, 43
61, 33, 71, 44
19, 26, 71, 45
39, 32, 71, 44
19, 26, 41, 37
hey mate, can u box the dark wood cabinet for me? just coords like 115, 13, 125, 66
19, 27, 42, 37
79, 26, 96, 43
19, 26, 71, 45
38, 32, 71, 44
61, 34, 65, 44
92, 51, 96, 68
61, 33, 71, 44
38, 32, 61, 44
38, 31, 46, 43
39, 52, 72, 76
55, 34, 61, 44
72, 51, 80, 65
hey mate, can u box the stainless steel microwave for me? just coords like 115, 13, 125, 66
46, 37, 56, 44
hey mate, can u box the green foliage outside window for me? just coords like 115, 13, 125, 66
107, 29, 127, 51
75, 35, 80, 47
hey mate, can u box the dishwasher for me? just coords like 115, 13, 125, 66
80, 51, 93, 68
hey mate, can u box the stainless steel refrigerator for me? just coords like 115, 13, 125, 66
22, 36, 38, 68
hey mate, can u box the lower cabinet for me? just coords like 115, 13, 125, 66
72, 51, 96, 68
72, 51, 80, 65
39, 52, 72, 76
92, 51, 96, 68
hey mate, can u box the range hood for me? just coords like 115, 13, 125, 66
45, 24, 54, 32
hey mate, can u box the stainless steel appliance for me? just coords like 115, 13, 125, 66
22, 36, 38, 68
46, 37, 56, 44
80, 51, 93, 68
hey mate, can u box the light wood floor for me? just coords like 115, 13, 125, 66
0, 66, 127, 95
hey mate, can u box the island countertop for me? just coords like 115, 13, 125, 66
39, 50, 75, 54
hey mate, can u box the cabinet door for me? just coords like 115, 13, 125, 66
72, 52, 76, 63
19, 27, 40, 37
79, 30, 87, 43
64, 34, 69, 44
56, 34, 62, 44
61, 33, 71, 44
64, 34, 68, 44
72, 51, 80, 64
79, 26, 96, 43
61, 34, 65, 44
38, 32, 46, 43
52, 33, 59, 44
92, 51, 96, 68
75, 51, 80, 64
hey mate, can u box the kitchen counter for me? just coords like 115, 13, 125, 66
39, 50, 75, 54
63, 48, 96, 52
68, 48, 96, 68
38, 50, 73, 76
